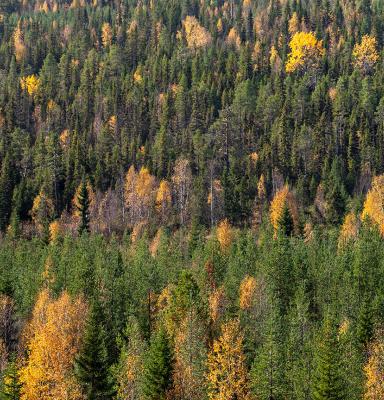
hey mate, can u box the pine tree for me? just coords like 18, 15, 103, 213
0, 357, 21, 400
141, 327, 173, 400
77, 178, 90, 235
312, 316, 345, 400
75, 302, 114, 400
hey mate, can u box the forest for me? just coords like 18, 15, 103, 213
0, 0, 384, 398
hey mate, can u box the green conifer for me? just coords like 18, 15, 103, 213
75, 302, 114, 400
77, 178, 90, 235
312, 316, 345, 400
141, 327, 173, 400
0, 357, 21, 400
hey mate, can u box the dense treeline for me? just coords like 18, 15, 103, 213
0, 222, 384, 399
0, 0, 383, 233
1, 0, 384, 398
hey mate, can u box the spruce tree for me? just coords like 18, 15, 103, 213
312, 316, 345, 400
141, 327, 173, 400
75, 302, 114, 400
278, 203, 294, 237
356, 297, 374, 350
77, 178, 90, 235
0, 357, 21, 400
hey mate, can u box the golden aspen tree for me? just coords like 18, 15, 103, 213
270, 45, 282, 73
13, 22, 27, 62
209, 287, 227, 324
156, 180, 172, 222
239, 276, 257, 310
182, 16, 212, 50
125, 166, 156, 225
173, 311, 207, 400
217, 18, 223, 33
288, 12, 300, 35
49, 220, 62, 243
101, 22, 112, 47
20, 75, 40, 97
59, 129, 70, 150
216, 219, 234, 252
31, 190, 54, 232
353, 35, 379, 75
207, 319, 251, 400
362, 175, 384, 236
338, 211, 359, 248
133, 66, 143, 83
269, 185, 298, 237
364, 336, 384, 399
227, 27, 241, 49
285, 31, 325, 73
19, 290, 87, 400
108, 115, 117, 133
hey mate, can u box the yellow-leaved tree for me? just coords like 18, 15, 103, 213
207, 319, 250, 400
20, 75, 40, 97
125, 166, 157, 226
13, 22, 27, 62
216, 219, 234, 252
338, 211, 359, 249
182, 16, 212, 50
362, 174, 384, 236
19, 289, 87, 400
286, 31, 325, 73
353, 35, 379, 75
364, 335, 384, 399
31, 190, 54, 232
101, 22, 112, 47
239, 275, 257, 310
269, 185, 298, 237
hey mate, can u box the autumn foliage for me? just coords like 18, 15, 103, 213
353, 35, 379, 75
181, 16, 212, 50
19, 289, 87, 400
207, 319, 250, 400
364, 335, 384, 399
286, 31, 325, 73
362, 175, 384, 236
269, 185, 298, 237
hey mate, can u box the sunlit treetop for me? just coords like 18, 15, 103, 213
286, 31, 325, 73
353, 35, 379, 75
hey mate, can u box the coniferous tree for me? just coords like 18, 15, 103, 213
75, 302, 114, 400
0, 155, 13, 232
0, 357, 21, 400
141, 327, 173, 400
77, 178, 90, 235
312, 316, 345, 400
278, 203, 294, 237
